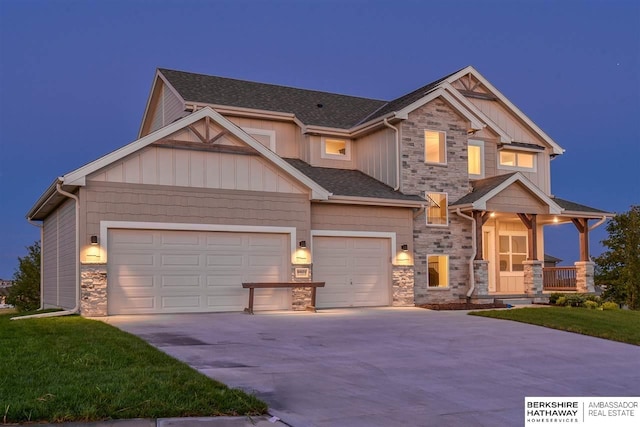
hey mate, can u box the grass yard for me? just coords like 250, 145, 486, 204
0, 312, 267, 423
470, 307, 640, 346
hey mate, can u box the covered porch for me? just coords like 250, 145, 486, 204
452, 173, 612, 300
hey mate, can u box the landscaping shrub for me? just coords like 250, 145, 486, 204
549, 293, 564, 304
555, 296, 567, 307
565, 294, 586, 307
585, 294, 601, 304
584, 300, 599, 310
602, 301, 620, 310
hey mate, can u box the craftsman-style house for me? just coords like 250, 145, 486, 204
27, 66, 611, 316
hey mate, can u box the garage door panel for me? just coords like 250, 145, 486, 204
108, 229, 290, 314
314, 236, 390, 308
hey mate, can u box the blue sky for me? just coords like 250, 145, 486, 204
0, 0, 638, 278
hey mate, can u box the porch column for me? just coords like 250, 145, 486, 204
472, 210, 490, 260
571, 218, 590, 261
517, 213, 538, 260
523, 260, 543, 295
575, 261, 596, 293
472, 260, 489, 296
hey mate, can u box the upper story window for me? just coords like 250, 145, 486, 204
425, 130, 446, 165
322, 137, 351, 160
426, 192, 448, 226
468, 139, 485, 179
498, 150, 536, 171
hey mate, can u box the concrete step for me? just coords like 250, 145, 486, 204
495, 298, 534, 306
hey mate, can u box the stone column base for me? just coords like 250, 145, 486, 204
575, 261, 595, 293
523, 260, 543, 295
472, 260, 489, 296
392, 265, 415, 306
80, 264, 108, 317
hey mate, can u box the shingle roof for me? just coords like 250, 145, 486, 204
552, 197, 610, 214
159, 68, 461, 129
284, 159, 424, 203
451, 173, 517, 206
159, 69, 386, 129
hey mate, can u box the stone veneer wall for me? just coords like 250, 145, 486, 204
401, 99, 474, 304
392, 266, 415, 306
523, 260, 543, 295
472, 260, 489, 297
80, 264, 108, 316
291, 264, 313, 310
575, 261, 595, 293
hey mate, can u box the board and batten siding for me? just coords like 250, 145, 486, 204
79, 181, 311, 261
42, 198, 76, 309
485, 182, 547, 214
226, 116, 300, 159
355, 128, 397, 189
150, 83, 185, 134
88, 146, 307, 195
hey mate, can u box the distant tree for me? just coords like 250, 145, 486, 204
594, 206, 640, 310
7, 241, 41, 312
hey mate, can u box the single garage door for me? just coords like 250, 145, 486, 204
108, 229, 290, 314
313, 236, 390, 308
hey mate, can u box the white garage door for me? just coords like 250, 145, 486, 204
108, 229, 290, 314
313, 236, 390, 308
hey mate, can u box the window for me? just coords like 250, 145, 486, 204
427, 255, 449, 288
499, 234, 527, 272
426, 192, 448, 226
499, 150, 535, 170
425, 130, 446, 164
322, 137, 351, 160
468, 140, 484, 178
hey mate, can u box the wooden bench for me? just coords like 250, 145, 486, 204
242, 282, 325, 314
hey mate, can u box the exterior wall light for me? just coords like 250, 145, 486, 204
401, 244, 408, 251
90, 235, 99, 245
299, 240, 307, 248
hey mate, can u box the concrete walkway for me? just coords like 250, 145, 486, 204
105, 307, 640, 427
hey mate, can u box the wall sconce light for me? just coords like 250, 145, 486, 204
299, 240, 307, 248
401, 244, 408, 251
90, 235, 99, 245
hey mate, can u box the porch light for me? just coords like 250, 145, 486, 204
90, 235, 99, 245
401, 244, 408, 251
553, 217, 559, 223
490, 212, 496, 218
299, 240, 307, 248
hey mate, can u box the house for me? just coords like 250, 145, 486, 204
27, 66, 612, 316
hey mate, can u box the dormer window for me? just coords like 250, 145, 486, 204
498, 150, 536, 171
322, 137, 351, 160
425, 130, 446, 165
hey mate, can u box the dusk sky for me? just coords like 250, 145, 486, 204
0, 0, 638, 278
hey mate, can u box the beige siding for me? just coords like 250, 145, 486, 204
226, 116, 300, 158
89, 146, 307, 195
150, 83, 185, 134
311, 203, 413, 260
308, 136, 356, 169
81, 181, 311, 255
356, 128, 396, 188
469, 98, 543, 145
41, 198, 76, 309
300, 134, 311, 164
486, 182, 547, 214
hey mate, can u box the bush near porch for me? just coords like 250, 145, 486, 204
0, 312, 267, 423
470, 307, 640, 345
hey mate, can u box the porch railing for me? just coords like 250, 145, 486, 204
543, 267, 577, 291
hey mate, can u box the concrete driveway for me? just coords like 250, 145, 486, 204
105, 307, 640, 427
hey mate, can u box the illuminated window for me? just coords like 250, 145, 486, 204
426, 192, 448, 226
425, 130, 446, 164
468, 140, 484, 178
428, 255, 449, 288
499, 234, 528, 272
322, 138, 351, 160
499, 150, 535, 170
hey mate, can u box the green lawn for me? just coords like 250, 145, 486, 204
0, 312, 267, 423
470, 307, 640, 345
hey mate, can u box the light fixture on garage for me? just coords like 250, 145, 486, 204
90, 235, 99, 245
401, 244, 408, 251
299, 240, 307, 248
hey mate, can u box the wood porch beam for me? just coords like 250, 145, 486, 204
188, 125, 207, 143
571, 218, 590, 261
517, 213, 538, 260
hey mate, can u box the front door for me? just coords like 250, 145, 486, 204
483, 226, 496, 292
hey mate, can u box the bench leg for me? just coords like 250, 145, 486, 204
244, 287, 255, 314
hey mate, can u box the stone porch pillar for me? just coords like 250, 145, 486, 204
80, 264, 108, 316
472, 260, 489, 296
291, 264, 313, 311
523, 260, 543, 295
575, 261, 595, 293
392, 266, 415, 306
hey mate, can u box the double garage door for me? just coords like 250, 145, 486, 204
108, 229, 391, 314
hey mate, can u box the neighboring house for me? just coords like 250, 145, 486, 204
0, 281, 12, 306
27, 66, 612, 316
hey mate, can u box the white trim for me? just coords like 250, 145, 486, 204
468, 139, 485, 179
497, 150, 537, 172
100, 221, 298, 263
242, 127, 276, 152
321, 137, 352, 161
426, 192, 449, 226
427, 254, 450, 289
310, 230, 398, 264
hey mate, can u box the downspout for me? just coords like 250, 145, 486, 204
12, 180, 80, 320
26, 218, 44, 310
456, 209, 477, 299
383, 118, 401, 191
